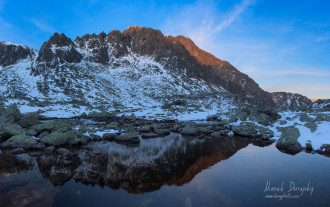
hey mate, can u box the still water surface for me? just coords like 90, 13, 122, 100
0, 135, 329, 207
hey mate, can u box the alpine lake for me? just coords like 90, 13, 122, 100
0, 132, 329, 207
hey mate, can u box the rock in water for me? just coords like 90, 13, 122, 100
1, 134, 44, 149
115, 132, 140, 144
276, 126, 302, 154
181, 124, 199, 136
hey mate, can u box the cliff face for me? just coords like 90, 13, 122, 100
168, 35, 275, 106
0, 26, 309, 107
271, 92, 312, 107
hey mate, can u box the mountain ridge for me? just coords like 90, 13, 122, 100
0, 26, 311, 108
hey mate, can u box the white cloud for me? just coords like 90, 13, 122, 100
30, 18, 56, 34
162, 0, 256, 51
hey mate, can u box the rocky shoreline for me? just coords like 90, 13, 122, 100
0, 101, 329, 156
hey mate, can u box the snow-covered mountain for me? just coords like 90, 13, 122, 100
0, 26, 310, 109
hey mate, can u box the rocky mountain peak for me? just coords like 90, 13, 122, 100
46, 33, 74, 47
271, 92, 312, 107
0, 26, 312, 108
122, 25, 146, 34
0, 41, 33, 67
37, 33, 82, 64
168, 35, 229, 68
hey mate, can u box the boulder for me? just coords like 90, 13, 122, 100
32, 120, 74, 133
89, 133, 102, 141
139, 126, 151, 133
3, 123, 23, 136
16, 112, 40, 128
141, 133, 159, 139
304, 122, 317, 133
231, 124, 258, 137
41, 131, 70, 146
107, 122, 119, 129
276, 126, 302, 154
103, 133, 117, 141
1, 134, 44, 149
198, 127, 214, 134
154, 129, 170, 136
299, 113, 313, 122
123, 114, 137, 122
0, 104, 21, 123
314, 114, 325, 122
41, 130, 87, 146
25, 129, 38, 136
279, 120, 287, 125
181, 124, 199, 136
206, 115, 219, 121
231, 123, 273, 138
316, 144, 330, 154
257, 126, 274, 139
256, 113, 272, 126
115, 132, 140, 144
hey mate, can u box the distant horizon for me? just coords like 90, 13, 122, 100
1, 0, 329, 99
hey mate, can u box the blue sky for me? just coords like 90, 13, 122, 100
0, 0, 329, 99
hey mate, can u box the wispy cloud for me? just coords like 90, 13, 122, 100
317, 33, 330, 42
213, 0, 255, 34
162, 0, 255, 51
30, 18, 56, 34
243, 70, 330, 79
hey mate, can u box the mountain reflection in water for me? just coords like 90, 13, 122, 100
13, 134, 330, 207
0, 135, 263, 205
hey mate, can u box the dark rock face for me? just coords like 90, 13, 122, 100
271, 92, 312, 107
36, 33, 82, 64
0, 42, 34, 67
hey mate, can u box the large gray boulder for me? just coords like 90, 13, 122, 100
115, 132, 140, 144
231, 124, 258, 137
32, 120, 74, 133
3, 123, 23, 136
0, 104, 21, 123
41, 130, 89, 146
276, 126, 302, 154
299, 113, 313, 122
1, 134, 44, 149
304, 122, 317, 133
231, 123, 274, 138
16, 112, 40, 128
256, 113, 272, 126
181, 124, 199, 136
